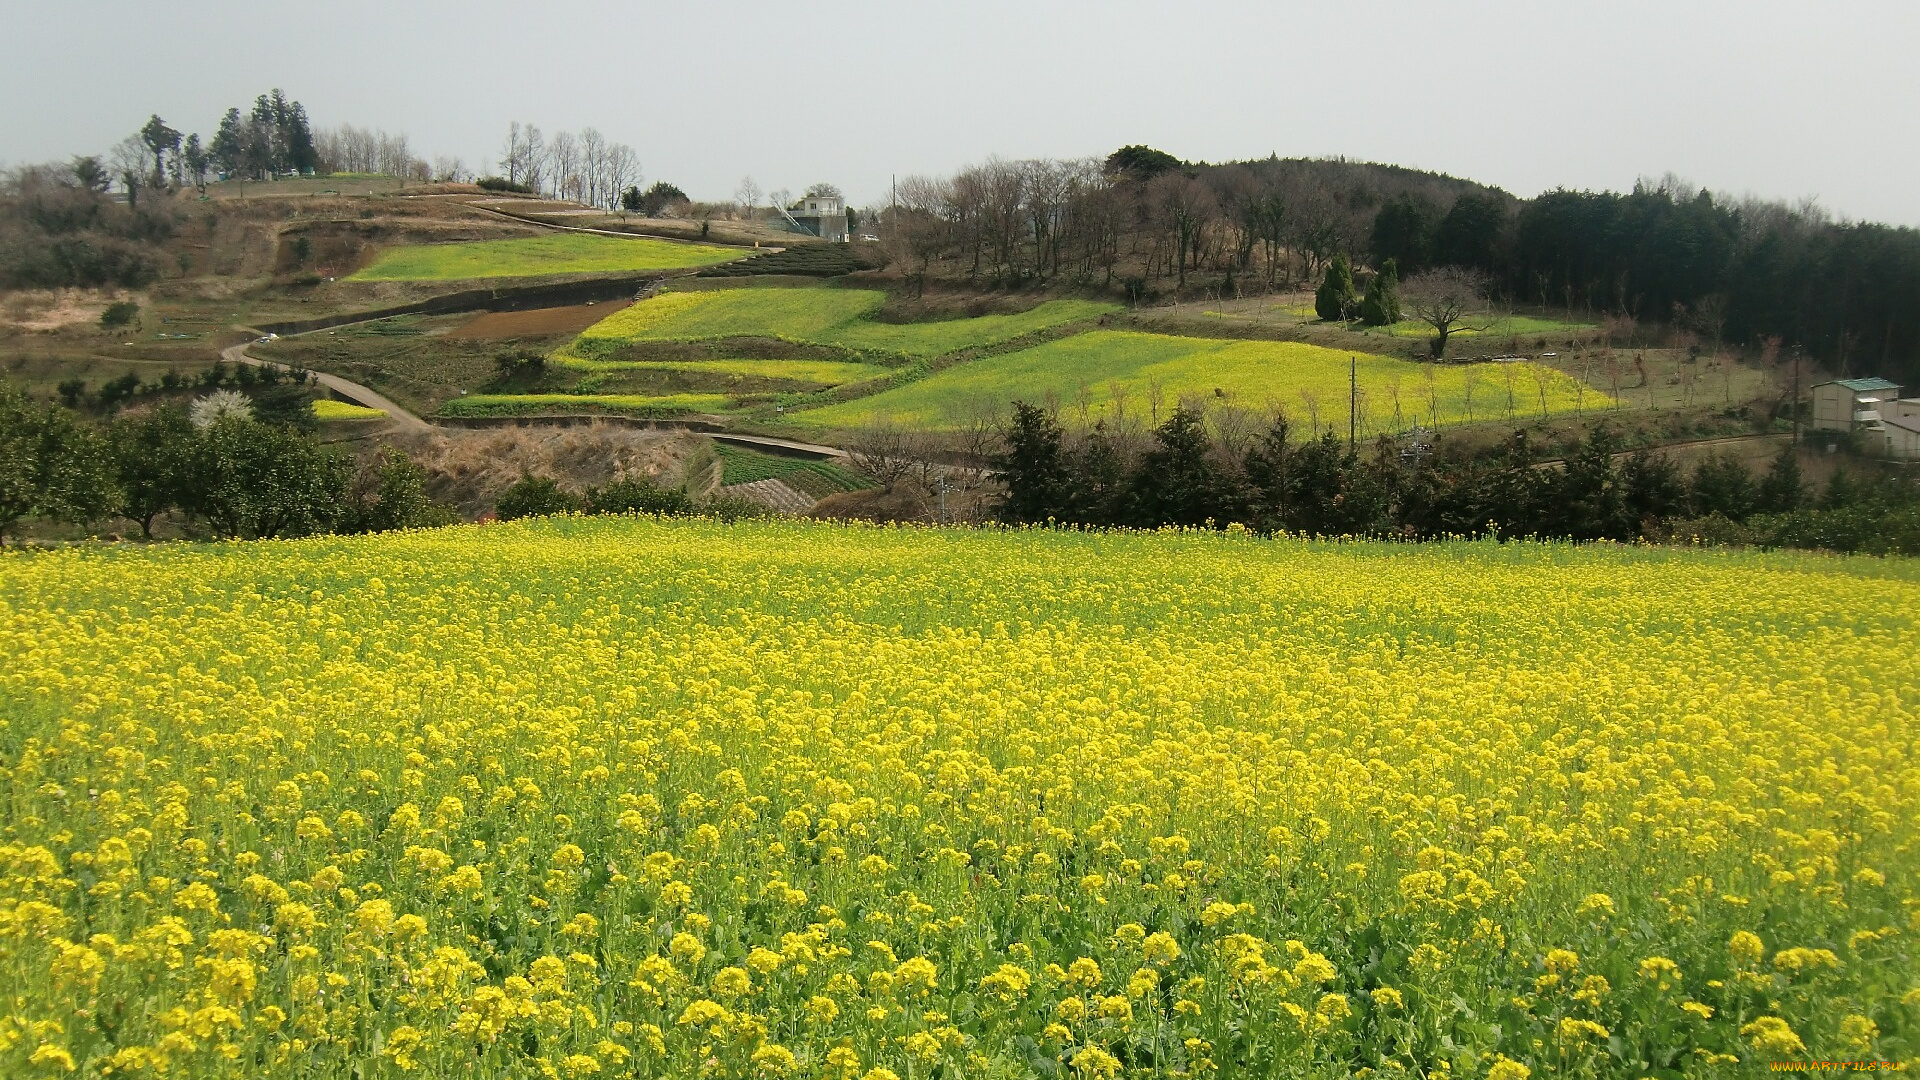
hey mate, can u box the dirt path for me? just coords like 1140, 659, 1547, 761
220, 340, 431, 432
460, 200, 773, 250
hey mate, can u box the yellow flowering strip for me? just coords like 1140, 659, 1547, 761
0, 518, 1914, 1075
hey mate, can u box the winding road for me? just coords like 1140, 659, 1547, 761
220, 340, 430, 432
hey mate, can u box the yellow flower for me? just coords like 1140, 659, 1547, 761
1485, 1056, 1530, 1080
1740, 1016, 1805, 1055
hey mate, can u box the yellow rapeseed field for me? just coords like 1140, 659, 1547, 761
1, 518, 1915, 1078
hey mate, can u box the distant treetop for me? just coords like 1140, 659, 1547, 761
1104, 145, 1185, 181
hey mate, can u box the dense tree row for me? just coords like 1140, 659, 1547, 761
0, 384, 450, 544
879, 149, 1920, 384
992, 401, 1919, 554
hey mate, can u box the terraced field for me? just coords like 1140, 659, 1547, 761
794, 331, 1604, 431
350, 234, 745, 281
437, 392, 731, 418
568, 289, 1116, 359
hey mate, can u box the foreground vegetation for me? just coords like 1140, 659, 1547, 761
349, 235, 745, 282
0, 519, 1913, 1078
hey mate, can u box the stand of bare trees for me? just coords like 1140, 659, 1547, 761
314, 126, 434, 181
497, 123, 640, 208
876, 153, 1430, 294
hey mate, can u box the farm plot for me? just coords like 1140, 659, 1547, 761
713, 443, 876, 497
350, 234, 745, 281
1, 520, 1914, 1076
553, 356, 891, 388
568, 288, 1116, 360
437, 393, 730, 418
794, 331, 1605, 431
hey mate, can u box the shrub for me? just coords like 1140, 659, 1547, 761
495, 474, 584, 520
475, 176, 534, 194
100, 301, 140, 329
586, 475, 694, 516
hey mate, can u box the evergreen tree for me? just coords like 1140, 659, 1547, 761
1756, 445, 1805, 513
0, 385, 116, 544
184, 418, 350, 538
1359, 258, 1402, 326
1314, 256, 1357, 322
1688, 454, 1757, 520
993, 402, 1073, 524
107, 404, 196, 538
209, 108, 245, 177
1125, 408, 1237, 527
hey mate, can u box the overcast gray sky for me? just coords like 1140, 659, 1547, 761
5, 0, 1916, 223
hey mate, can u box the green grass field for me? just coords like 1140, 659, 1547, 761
1374, 313, 1596, 340
1214, 305, 1593, 342
350, 234, 746, 281
570, 288, 1116, 359
552, 355, 891, 387
437, 392, 731, 418
793, 331, 1607, 431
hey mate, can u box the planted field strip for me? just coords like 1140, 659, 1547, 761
552, 356, 891, 387
350, 234, 745, 281
793, 330, 1606, 430
569, 287, 1117, 360
436, 392, 730, 418
716, 478, 816, 514
312, 399, 388, 421
714, 444, 875, 497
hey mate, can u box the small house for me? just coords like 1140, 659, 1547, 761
1809, 377, 1902, 433
1881, 413, 1920, 461
785, 192, 849, 243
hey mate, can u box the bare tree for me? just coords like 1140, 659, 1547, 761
1403, 267, 1490, 359
548, 131, 580, 202
734, 176, 761, 220
845, 420, 915, 492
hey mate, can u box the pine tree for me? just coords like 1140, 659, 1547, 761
1315, 256, 1357, 322
993, 402, 1073, 524
1359, 258, 1402, 326
1756, 445, 1805, 513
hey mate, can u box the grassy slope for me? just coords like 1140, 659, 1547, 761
570, 289, 1117, 358
349, 234, 745, 281
794, 331, 1606, 430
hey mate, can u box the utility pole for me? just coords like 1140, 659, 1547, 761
1348, 356, 1357, 450
1790, 344, 1802, 445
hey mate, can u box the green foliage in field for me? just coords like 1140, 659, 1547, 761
349, 234, 745, 281
714, 444, 876, 496
795, 331, 1604, 430
437, 393, 730, 417
1376, 313, 1597, 340
572, 288, 1116, 359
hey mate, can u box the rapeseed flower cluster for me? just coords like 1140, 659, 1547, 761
0, 516, 1915, 1076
